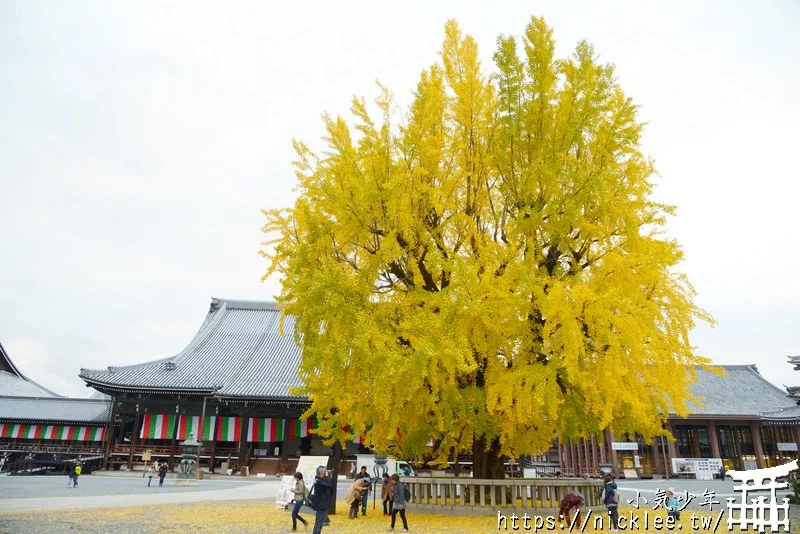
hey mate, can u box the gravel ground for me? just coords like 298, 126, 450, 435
0, 474, 260, 500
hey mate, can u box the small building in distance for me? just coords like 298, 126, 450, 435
0, 342, 112, 472
558, 363, 800, 478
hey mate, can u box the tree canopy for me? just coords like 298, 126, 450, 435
261, 16, 713, 478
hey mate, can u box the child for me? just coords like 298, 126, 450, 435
666, 487, 680, 521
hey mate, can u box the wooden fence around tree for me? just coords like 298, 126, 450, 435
401, 477, 603, 516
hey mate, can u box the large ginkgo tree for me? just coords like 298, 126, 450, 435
261, 16, 713, 479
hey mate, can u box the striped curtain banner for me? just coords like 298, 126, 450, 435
176, 415, 216, 441
216, 417, 242, 442
41, 425, 59, 440
22, 424, 41, 439
56, 426, 77, 440
285, 419, 316, 440
139, 414, 177, 440
74, 427, 105, 441
0, 423, 7, 438
247, 418, 284, 443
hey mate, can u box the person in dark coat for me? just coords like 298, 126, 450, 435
601, 475, 619, 531
390, 473, 409, 531
310, 466, 333, 534
158, 463, 168, 487
381, 473, 394, 516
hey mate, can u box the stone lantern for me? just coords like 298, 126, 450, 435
174, 433, 202, 486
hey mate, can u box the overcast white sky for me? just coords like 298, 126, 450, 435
1, 1, 798, 398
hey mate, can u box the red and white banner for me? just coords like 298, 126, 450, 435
139, 414, 177, 440
216, 417, 242, 442
176, 415, 216, 441
0, 424, 105, 441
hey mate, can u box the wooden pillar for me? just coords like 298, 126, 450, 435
752, 423, 765, 468
238, 416, 250, 474
196, 397, 208, 478
665, 422, 678, 461
651, 437, 660, 476
590, 436, 598, 475
583, 438, 591, 476
102, 400, 117, 470
558, 443, 564, 474
599, 432, 607, 465
169, 413, 178, 471
209, 440, 217, 474
127, 412, 142, 470
573, 439, 579, 476
609, 431, 619, 477
708, 422, 721, 459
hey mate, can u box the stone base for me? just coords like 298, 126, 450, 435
173, 478, 200, 487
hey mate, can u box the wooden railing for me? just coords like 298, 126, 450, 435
401, 477, 603, 515
0, 442, 102, 455
111, 444, 239, 459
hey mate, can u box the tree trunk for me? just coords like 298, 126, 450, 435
472, 434, 506, 480
327, 442, 343, 515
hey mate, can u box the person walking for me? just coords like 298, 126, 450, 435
158, 463, 168, 487
147, 462, 157, 487
66, 463, 78, 488
73, 463, 82, 487
381, 473, 393, 516
601, 475, 620, 531
309, 466, 333, 534
389, 473, 409, 531
290, 472, 309, 531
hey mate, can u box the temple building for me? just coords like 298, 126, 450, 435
2, 297, 798, 479
558, 363, 800, 477
0, 342, 113, 472
78, 298, 364, 475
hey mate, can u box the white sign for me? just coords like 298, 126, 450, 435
612, 442, 638, 451
778, 443, 798, 452
672, 458, 723, 477
634, 455, 641, 468
276, 455, 330, 509
276, 475, 294, 509
523, 468, 537, 478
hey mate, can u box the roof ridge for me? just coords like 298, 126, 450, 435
0, 395, 111, 402
211, 298, 279, 311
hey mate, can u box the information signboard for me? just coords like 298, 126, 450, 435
276, 455, 330, 509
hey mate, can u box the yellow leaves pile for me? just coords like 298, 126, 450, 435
260, 15, 714, 465
2, 500, 757, 533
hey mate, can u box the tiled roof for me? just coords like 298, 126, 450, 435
683, 365, 797, 419
0, 396, 112, 424
0, 371, 61, 398
0, 342, 60, 398
80, 298, 304, 400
